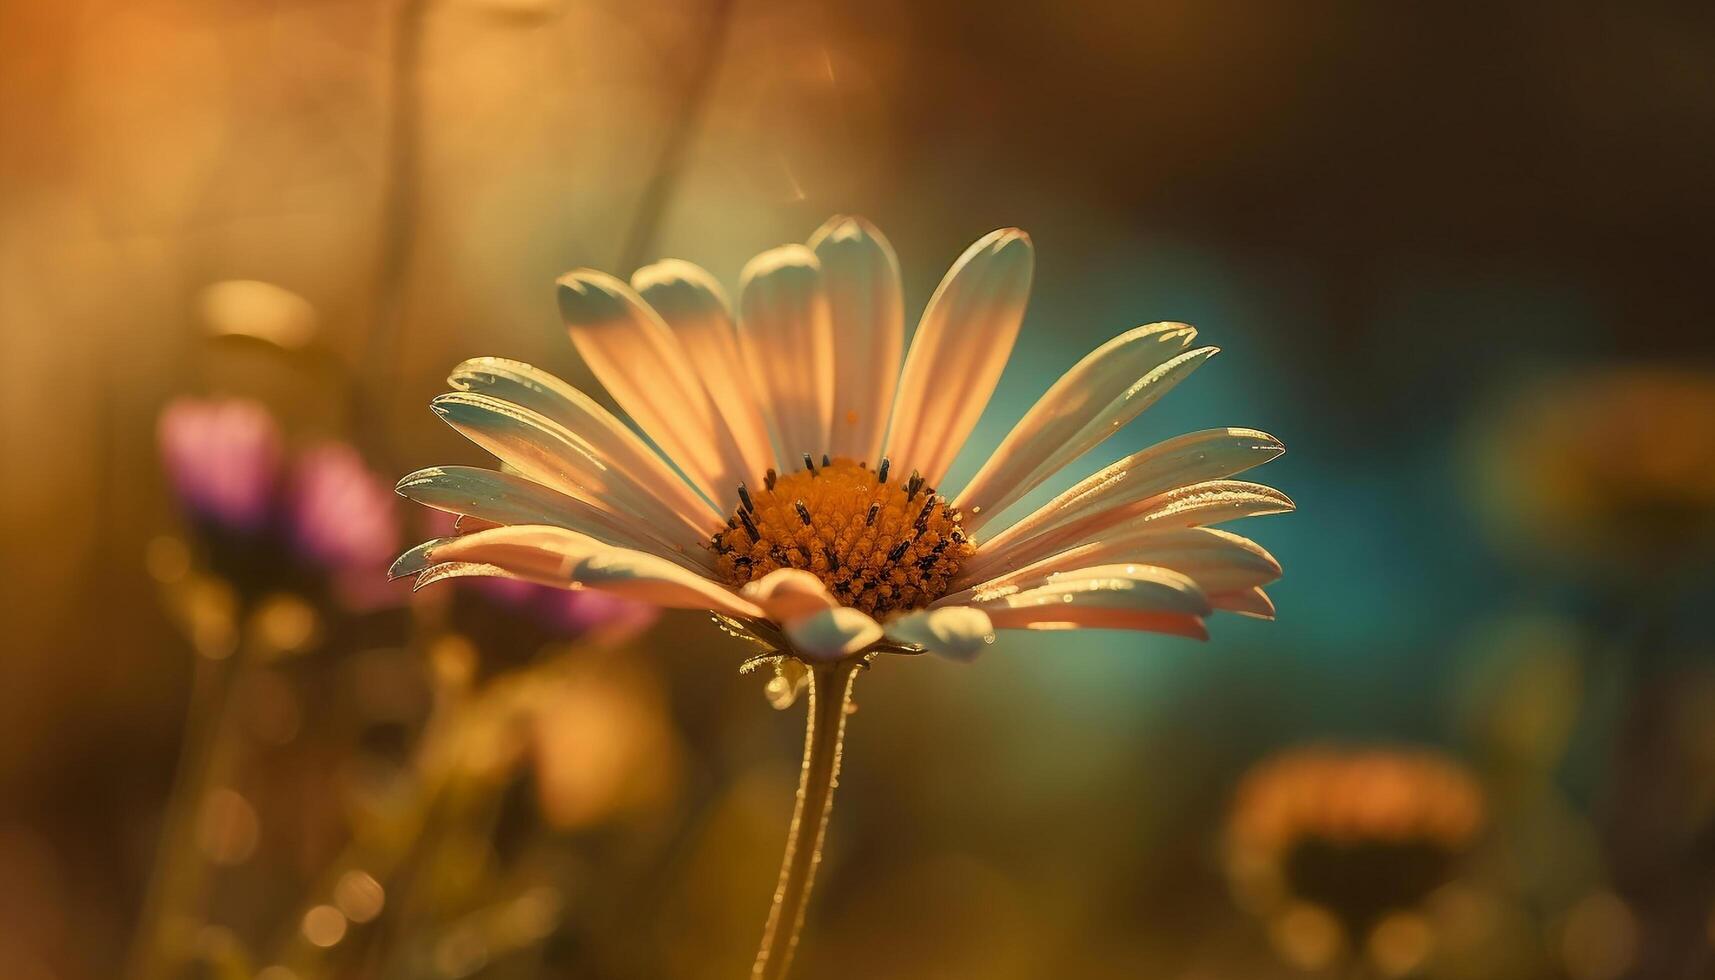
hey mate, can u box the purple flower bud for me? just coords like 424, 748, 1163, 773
157, 397, 282, 533
535, 587, 659, 641
287, 443, 401, 575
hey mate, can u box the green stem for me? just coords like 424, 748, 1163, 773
354, 0, 431, 463
126, 638, 249, 980
751, 659, 861, 980
614, 0, 736, 274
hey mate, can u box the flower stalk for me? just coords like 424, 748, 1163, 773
126, 630, 250, 980
752, 656, 863, 980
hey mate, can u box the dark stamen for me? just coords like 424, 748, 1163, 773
865, 501, 881, 526
737, 483, 754, 513
802, 452, 817, 475
887, 539, 911, 562
738, 509, 761, 542
823, 547, 840, 571
795, 500, 813, 526
877, 457, 891, 483
822, 453, 831, 469
764, 468, 777, 491
913, 496, 936, 530
906, 470, 923, 500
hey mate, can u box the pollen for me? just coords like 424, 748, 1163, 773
710, 457, 976, 616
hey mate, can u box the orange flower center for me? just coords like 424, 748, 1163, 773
710, 456, 975, 616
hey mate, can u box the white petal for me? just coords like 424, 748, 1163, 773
885, 228, 1034, 486
1214, 586, 1276, 620
413, 561, 557, 590
809, 216, 904, 464
556, 270, 741, 506
390, 537, 452, 580
965, 480, 1294, 583
965, 428, 1284, 580
1121, 481, 1296, 529
395, 465, 710, 571
986, 606, 1210, 639
948, 526, 1278, 597
414, 531, 765, 620
448, 357, 720, 526
954, 325, 1214, 533
632, 261, 777, 485
571, 549, 765, 619
783, 606, 884, 661
884, 606, 995, 661
429, 391, 712, 546
412, 524, 607, 582
737, 245, 834, 465
964, 563, 1212, 619
740, 568, 839, 623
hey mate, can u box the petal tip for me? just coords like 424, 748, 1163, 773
808, 214, 881, 248
740, 243, 821, 284
554, 270, 637, 324
633, 258, 723, 294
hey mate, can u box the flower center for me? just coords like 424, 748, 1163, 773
710, 455, 975, 616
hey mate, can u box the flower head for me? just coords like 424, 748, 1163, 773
1225, 746, 1484, 971
158, 396, 283, 533
1473, 368, 1715, 569
394, 216, 1290, 662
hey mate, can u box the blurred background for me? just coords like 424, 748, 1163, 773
4, 1, 1715, 978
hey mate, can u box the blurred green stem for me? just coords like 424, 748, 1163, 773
355, 0, 431, 463
751, 658, 861, 980
614, 0, 736, 273
126, 635, 250, 980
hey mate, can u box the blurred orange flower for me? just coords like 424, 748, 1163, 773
1472, 368, 1715, 569
1226, 746, 1485, 975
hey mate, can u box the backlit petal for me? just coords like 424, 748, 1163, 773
884, 605, 995, 661
429, 391, 710, 546
557, 270, 740, 505
783, 606, 884, 661
885, 228, 1034, 485
571, 549, 765, 619
955, 325, 1214, 533
809, 216, 904, 463
949, 526, 1279, 597
412, 524, 607, 583
448, 357, 719, 526
966, 480, 1294, 582
395, 465, 709, 571
1214, 586, 1276, 620
965, 428, 1284, 579
632, 261, 777, 484
741, 568, 840, 622
963, 563, 1212, 620
986, 606, 1209, 639
738, 245, 834, 465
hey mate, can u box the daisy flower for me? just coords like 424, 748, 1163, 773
393, 216, 1290, 977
